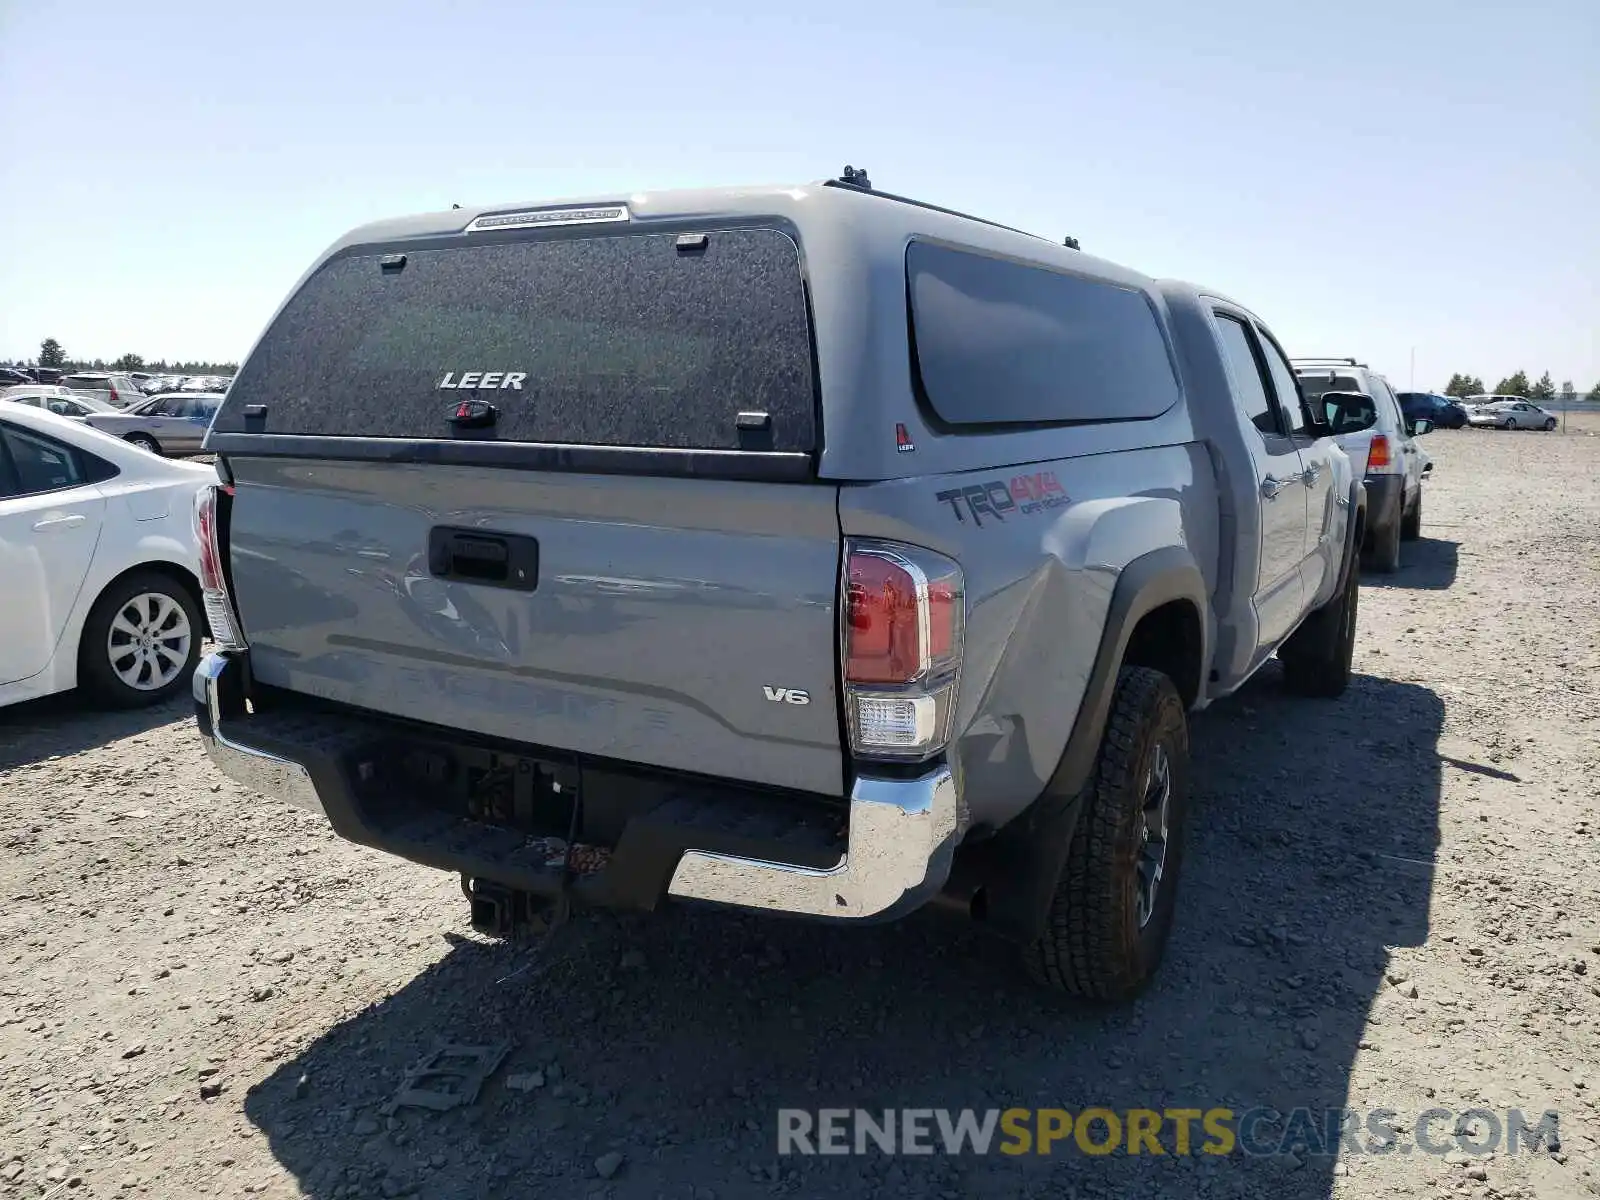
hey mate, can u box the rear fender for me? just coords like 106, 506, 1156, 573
954, 545, 1209, 943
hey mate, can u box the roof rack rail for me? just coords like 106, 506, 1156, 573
1290, 356, 1361, 367
822, 165, 1052, 245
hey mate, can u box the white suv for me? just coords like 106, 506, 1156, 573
1293, 358, 1432, 573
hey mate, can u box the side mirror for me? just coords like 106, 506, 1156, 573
1409, 418, 1434, 436
1320, 390, 1377, 435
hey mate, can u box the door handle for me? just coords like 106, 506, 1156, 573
1260, 476, 1291, 499
33, 513, 87, 531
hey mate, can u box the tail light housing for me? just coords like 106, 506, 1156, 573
107, 384, 119, 406
193, 484, 247, 650
1366, 434, 1392, 470
841, 538, 964, 761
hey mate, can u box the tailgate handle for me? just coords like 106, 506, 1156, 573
428, 528, 538, 591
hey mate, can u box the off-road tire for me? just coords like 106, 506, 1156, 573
77, 569, 202, 708
1024, 666, 1189, 1002
1400, 490, 1422, 541
1280, 551, 1360, 698
125, 433, 162, 455
1365, 514, 1401, 573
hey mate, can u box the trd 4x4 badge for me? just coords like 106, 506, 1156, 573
936, 471, 1070, 526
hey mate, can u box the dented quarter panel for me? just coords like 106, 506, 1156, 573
837, 442, 1217, 831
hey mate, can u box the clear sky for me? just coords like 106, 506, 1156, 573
2, 0, 1595, 391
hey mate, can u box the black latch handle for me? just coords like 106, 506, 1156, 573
428, 527, 539, 591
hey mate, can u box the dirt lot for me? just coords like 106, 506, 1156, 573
3, 420, 1597, 1200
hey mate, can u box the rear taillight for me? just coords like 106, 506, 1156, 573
1366, 434, 1392, 470
841, 538, 963, 761
194, 484, 247, 650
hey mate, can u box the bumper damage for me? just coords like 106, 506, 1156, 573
193, 651, 961, 922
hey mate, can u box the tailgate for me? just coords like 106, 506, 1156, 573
209, 216, 844, 796
226, 458, 844, 796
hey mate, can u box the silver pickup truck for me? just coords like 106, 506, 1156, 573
191, 174, 1369, 1000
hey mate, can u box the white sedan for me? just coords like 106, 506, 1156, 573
0, 403, 216, 709
1467, 400, 1559, 430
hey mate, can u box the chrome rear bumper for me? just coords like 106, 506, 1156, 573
667, 768, 960, 919
193, 651, 961, 921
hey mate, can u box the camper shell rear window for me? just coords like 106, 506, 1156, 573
214, 228, 818, 453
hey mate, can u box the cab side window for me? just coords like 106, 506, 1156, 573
1212, 314, 1284, 438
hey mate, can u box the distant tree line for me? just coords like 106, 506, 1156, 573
18, 337, 237, 376
1442, 369, 1600, 402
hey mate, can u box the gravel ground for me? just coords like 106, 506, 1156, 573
3, 421, 1597, 1200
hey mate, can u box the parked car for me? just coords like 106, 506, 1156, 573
1293, 358, 1432, 572
0, 368, 32, 386
61, 372, 143, 409
1, 387, 116, 420
1466, 399, 1557, 430
189, 179, 1369, 1002
26, 368, 64, 385
180, 375, 229, 392
0, 404, 213, 708
139, 375, 185, 395
1396, 391, 1467, 429
84, 391, 224, 456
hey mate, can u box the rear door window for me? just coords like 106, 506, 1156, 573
1, 424, 87, 495
906, 242, 1180, 426
214, 228, 818, 453
1212, 315, 1282, 437
1255, 330, 1312, 436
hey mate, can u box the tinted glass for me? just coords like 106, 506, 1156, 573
907, 242, 1179, 426
1213, 315, 1280, 437
2, 425, 86, 494
1256, 331, 1310, 435
215, 229, 818, 452
1295, 372, 1363, 408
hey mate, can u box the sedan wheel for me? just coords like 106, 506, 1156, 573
1501, 419, 1514, 430
126, 433, 162, 454
78, 571, 202, 708
1544, 418, 1557, 431
107, 592, 192, 692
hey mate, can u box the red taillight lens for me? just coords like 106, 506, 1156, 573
193, 484, 247, 649
195, 486, 224, 591
1366, 434, 1391, 470
846, 554, 922, 684
841, 539, 964, 761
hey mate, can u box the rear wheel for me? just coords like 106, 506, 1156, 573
78, 570, 201, 707
1400, 490, 1422, 541
1364, 513, 1401, 573
1500, 419, 1514, 430
125, 433, 162, 455
1023, 666, 1189, 1002
1281, 551, 1360, 698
